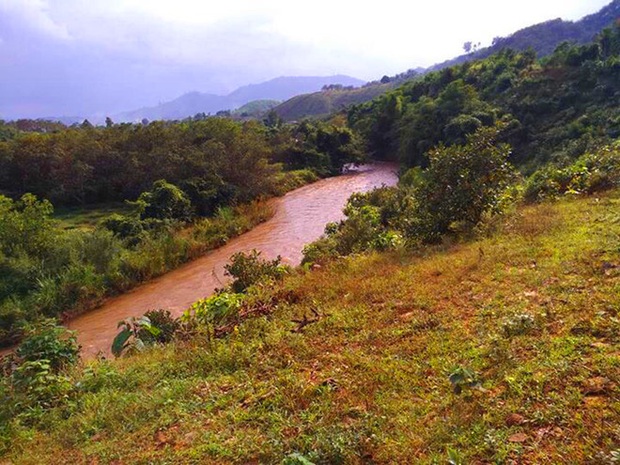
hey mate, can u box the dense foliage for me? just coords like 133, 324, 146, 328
1, 320, 79, 426
0, 117, 364, 208
0, 115, 364, 346
303, 125, 517, 261
349, 24, 620, 171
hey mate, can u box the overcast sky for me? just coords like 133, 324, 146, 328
0, 0, 611, 119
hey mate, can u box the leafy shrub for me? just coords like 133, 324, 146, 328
134, 179, 193, 222
16, 319, 79, 371
101, 213, 144, 241
4, 320, 79, 418
184, 292, 245, 327
78, 229, 122, 274
524, 143, 620, 202
302, 187, 406, 264
301, 236, 340, 265
11, 359, 73, 412
224, 250, 288, 293
406, 124, 515, 243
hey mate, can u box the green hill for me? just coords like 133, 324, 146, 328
274, 1, 619, 123
274, 84, 390, 121
232, 99, 281, 118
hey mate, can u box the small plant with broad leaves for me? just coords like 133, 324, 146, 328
448, 366, 483, 395
140, 309, 179, 343
112, 315, 161, 357
224, 249, 288, 293
182, 292, 245, 344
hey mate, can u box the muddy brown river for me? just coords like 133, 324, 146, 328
67, 163, 398, 357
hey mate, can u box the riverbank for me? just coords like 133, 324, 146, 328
3, 189, 618, 464
0, 169, 319, 351
68, 162, 398, 357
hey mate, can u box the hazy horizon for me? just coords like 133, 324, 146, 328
0, 0, 611, 119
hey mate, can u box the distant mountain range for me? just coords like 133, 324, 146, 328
113, 75, 365, 123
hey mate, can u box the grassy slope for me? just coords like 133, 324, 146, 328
53, 203, 135, 230
5, 191, 620, 464
275, 85, 390, 122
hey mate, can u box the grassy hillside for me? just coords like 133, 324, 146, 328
275, 85, 390, 122
3, 190, 619, 464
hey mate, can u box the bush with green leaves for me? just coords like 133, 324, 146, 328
10, 359, 73, 415
101, 213, 144, 242
134, 179, 194, 222
181, 292, 246, 344
302, 187, 405, 264
15, 319, 79, 371
224, 250, 288, 293
1, 320, 79, 420
524, 143, 620, 202
184, 292, 245, 327
404, 124, 516, 243
303, 125, 516, 264
140, 309, 179, 344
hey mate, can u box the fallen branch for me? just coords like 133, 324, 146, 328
213, 300, 274, 337
291, 307, 321, 333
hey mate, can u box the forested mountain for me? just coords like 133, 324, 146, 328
349, 24, 620, 171
272, 1, 620, 122
428, 0, 620, 72
114, 75, 364, 122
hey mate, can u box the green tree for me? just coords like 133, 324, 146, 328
406, 124, 515, 242
135, 180, 193, 221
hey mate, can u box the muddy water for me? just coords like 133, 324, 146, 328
68, 163, 398, 357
